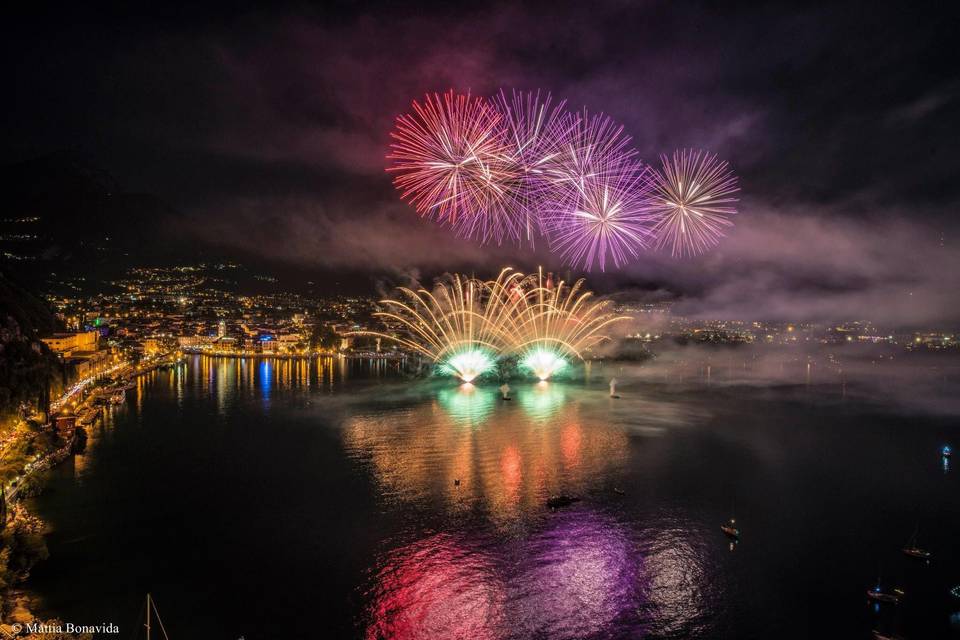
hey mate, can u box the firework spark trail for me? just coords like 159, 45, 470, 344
486, 90, 571, 245
535, 110, 651, 271
353, 269, 523, 382
538, 109, 637, 194
388, 91, 741, 263
648, 149, 740, 257
504, 269, 630, 379
388, 91, 519, 240
542, 158, 657, 271
351, 269, 629, 381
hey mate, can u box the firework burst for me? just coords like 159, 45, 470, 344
387, 91, 744, 265
538, 109, 637, 193
505, 269, 629, 379
388, 91, 521, 243
351, 269, 628, 382
648, 149, 739, 257
354, 270, 521, 382
486, 90, 570, 244
542, 158, 657, 271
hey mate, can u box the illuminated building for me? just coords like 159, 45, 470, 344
41, 330, 99, 356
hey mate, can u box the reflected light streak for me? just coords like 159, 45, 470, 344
342, 385, 627, 525
366, 533, 506, 640
510, 511, 646, 638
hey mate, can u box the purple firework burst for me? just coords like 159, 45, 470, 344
387, 91, 743, 265
538, 109, 637, 194
542, 157, 657, 271
484, 90, 571, 245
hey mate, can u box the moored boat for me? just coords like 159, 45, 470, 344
867, 583, 902, 604
902, 525, 932, 560
866, 589, 899, 604
546, 495, 581, 509
720, 518, 740, 539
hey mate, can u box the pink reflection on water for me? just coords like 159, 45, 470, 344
366, 533, 506, 640
366, 512, 647, 639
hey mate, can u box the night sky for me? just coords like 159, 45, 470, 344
5, 2, 959, 325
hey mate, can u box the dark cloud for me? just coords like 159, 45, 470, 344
3, 1, 959, 324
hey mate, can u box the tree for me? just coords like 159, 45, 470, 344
309, 324, 339, 352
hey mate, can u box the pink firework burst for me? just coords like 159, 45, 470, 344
542, 158, 657, 272
388, 91, 520, 242
648, 149, 739, 257
486, 90, 571, 244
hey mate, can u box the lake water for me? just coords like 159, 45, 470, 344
26, 354, 960, 638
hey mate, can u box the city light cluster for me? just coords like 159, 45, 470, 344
388, 90, 740, 269
352, 268, 629, 382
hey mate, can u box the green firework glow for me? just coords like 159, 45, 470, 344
440, 348, 496, 383
520, 348, 568, 380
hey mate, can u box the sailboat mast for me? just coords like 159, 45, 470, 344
146, 593, 151, 640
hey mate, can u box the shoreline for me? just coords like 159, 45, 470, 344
181, 349, 403, 360
0, 351, 180, 631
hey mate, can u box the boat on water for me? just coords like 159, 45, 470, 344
902, 525, 932, 560
867, 584, 902, 604
546, 495, 581, 509
943, 445, 953, 458
77, 408, 101, 426
720, 518, 740, 539
902, 546, 931, 560
950, 584, 960, 599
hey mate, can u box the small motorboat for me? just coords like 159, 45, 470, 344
902, 545, 932, 560
943, 445, 953, 458
866, 584, 902, 605
720, 518, 740, 539
613, 487, 626, 496
547, 495, 581, 509
902, 526, 932, 560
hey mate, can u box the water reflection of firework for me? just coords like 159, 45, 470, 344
436, 383, 497, 425
342, 388, 628, 521
364, 512, 648, 640
516, 381, 567, 420
510, 511, 646, 639
365, 533, 506, 640
355, 268, 629, 382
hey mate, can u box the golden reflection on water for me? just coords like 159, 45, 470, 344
342, 382, 630, 526
65, 359, 715, 638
